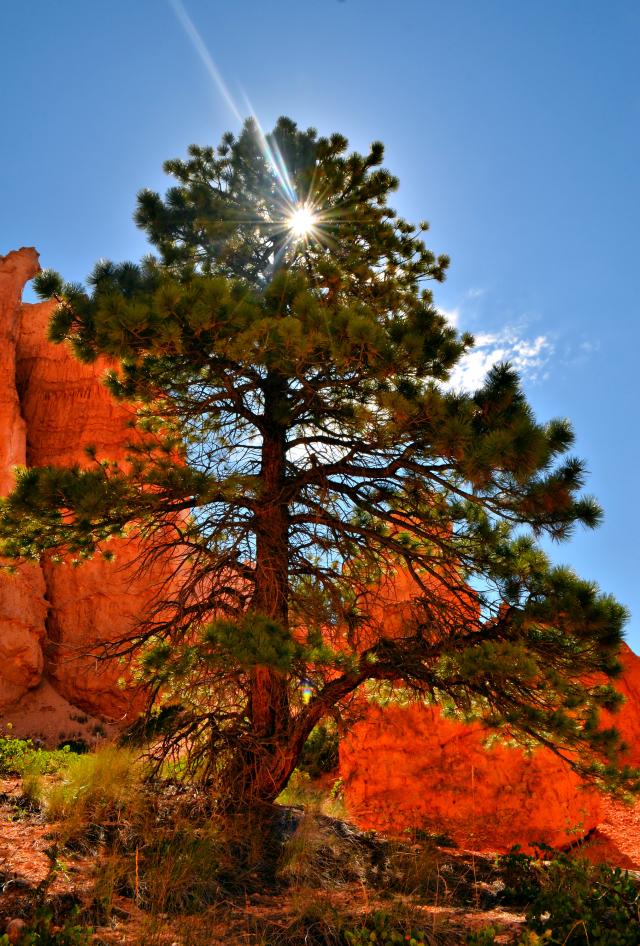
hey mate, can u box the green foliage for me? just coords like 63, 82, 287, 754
0, 910, 92, 946
343, 910, 428, 946
499, 846, 547, 904
202, 613, 300, 672
0, 734, 34, 774
0, 735, 75, 777
464, 931, 501, 946
497, 848, 640, 945
299, 723, 340, 778
527, 857, 640, 945
466, 928, 549, 945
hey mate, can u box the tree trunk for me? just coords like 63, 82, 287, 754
239, 373, 294, 806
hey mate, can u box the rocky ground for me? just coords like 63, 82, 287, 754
0, 775, 526, 945
2, 772, 640, 946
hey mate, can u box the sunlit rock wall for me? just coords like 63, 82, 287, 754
0, 249, 49, 711
15, 295, 153, 719
340, 645, 640, 852
340, 703, 602, 851
0, 247, 156, 728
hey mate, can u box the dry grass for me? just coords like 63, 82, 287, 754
0, 756, 535, 945
44, 746, 143, 846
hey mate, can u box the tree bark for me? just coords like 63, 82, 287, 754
241, 372, 293, 804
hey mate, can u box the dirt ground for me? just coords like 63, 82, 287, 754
2, 775, 640, 945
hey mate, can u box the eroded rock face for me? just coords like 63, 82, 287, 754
340, 646, 640, 853
0, 249, 37, 495
0, 249, 49, 711
0, 248, 153, 723
0, 564, 48, 711
16, 300, 138, 469
16, 298, 155, 719
604, 643, 640, 766
340, 703, 602, 852
340, 564, 640, 853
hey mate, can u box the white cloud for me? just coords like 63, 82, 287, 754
439, 306, 460, 328
448, 329, 553, 393
465, 287, 486, 300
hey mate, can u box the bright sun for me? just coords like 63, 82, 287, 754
288, 204, 317, 238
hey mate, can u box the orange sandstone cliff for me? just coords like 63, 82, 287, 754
0, 248, 163, 734
0, 250, 49, 711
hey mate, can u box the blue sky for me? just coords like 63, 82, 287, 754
2, 1, 639, 647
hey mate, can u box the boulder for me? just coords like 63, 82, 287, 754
340, 702, 603, 852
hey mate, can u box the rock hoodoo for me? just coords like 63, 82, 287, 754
0, 250, 49, 712
0, 248, 160, 731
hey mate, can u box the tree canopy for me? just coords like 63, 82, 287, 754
1, 116, 635, 806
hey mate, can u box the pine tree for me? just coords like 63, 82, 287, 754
1, 116, 635, 807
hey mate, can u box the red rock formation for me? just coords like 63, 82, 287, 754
0, 250, 49, 711
16, 300, 138, 469
15, 297, 157, 719
603, 643, 640, 766
0, 248, 161, 724
340, 640, 640, 853
0, 250, 35, 495
339, 552, 640, 853
340, 703, 602, 852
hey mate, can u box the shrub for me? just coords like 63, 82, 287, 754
0, 908, 92, 946
277, 769, 347, 820
343, 910, 430, 946
465, 931, 548, 946
0, 735, 76, 778
526, 856, 640, 945
496, 848, 640, 946
0, 735, 34, 775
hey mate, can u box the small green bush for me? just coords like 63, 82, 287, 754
343, 910, 429, 946
465, 931, 548, 945
0, 908, 92, 946
527, 856, 640, 945
0, 735, 36, 775
496, 848, 640, 946
0, 735, 75, 777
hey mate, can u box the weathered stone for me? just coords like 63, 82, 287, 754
0, 249, 48, 712
603, 642, 640, 766
340, 561, 640, 853
340, 643, 640, 853
340, 702, 602, 852
15, 297, 154, 719
0, 248, 155, 723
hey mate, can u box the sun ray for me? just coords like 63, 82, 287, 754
168, 0, 243, 122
